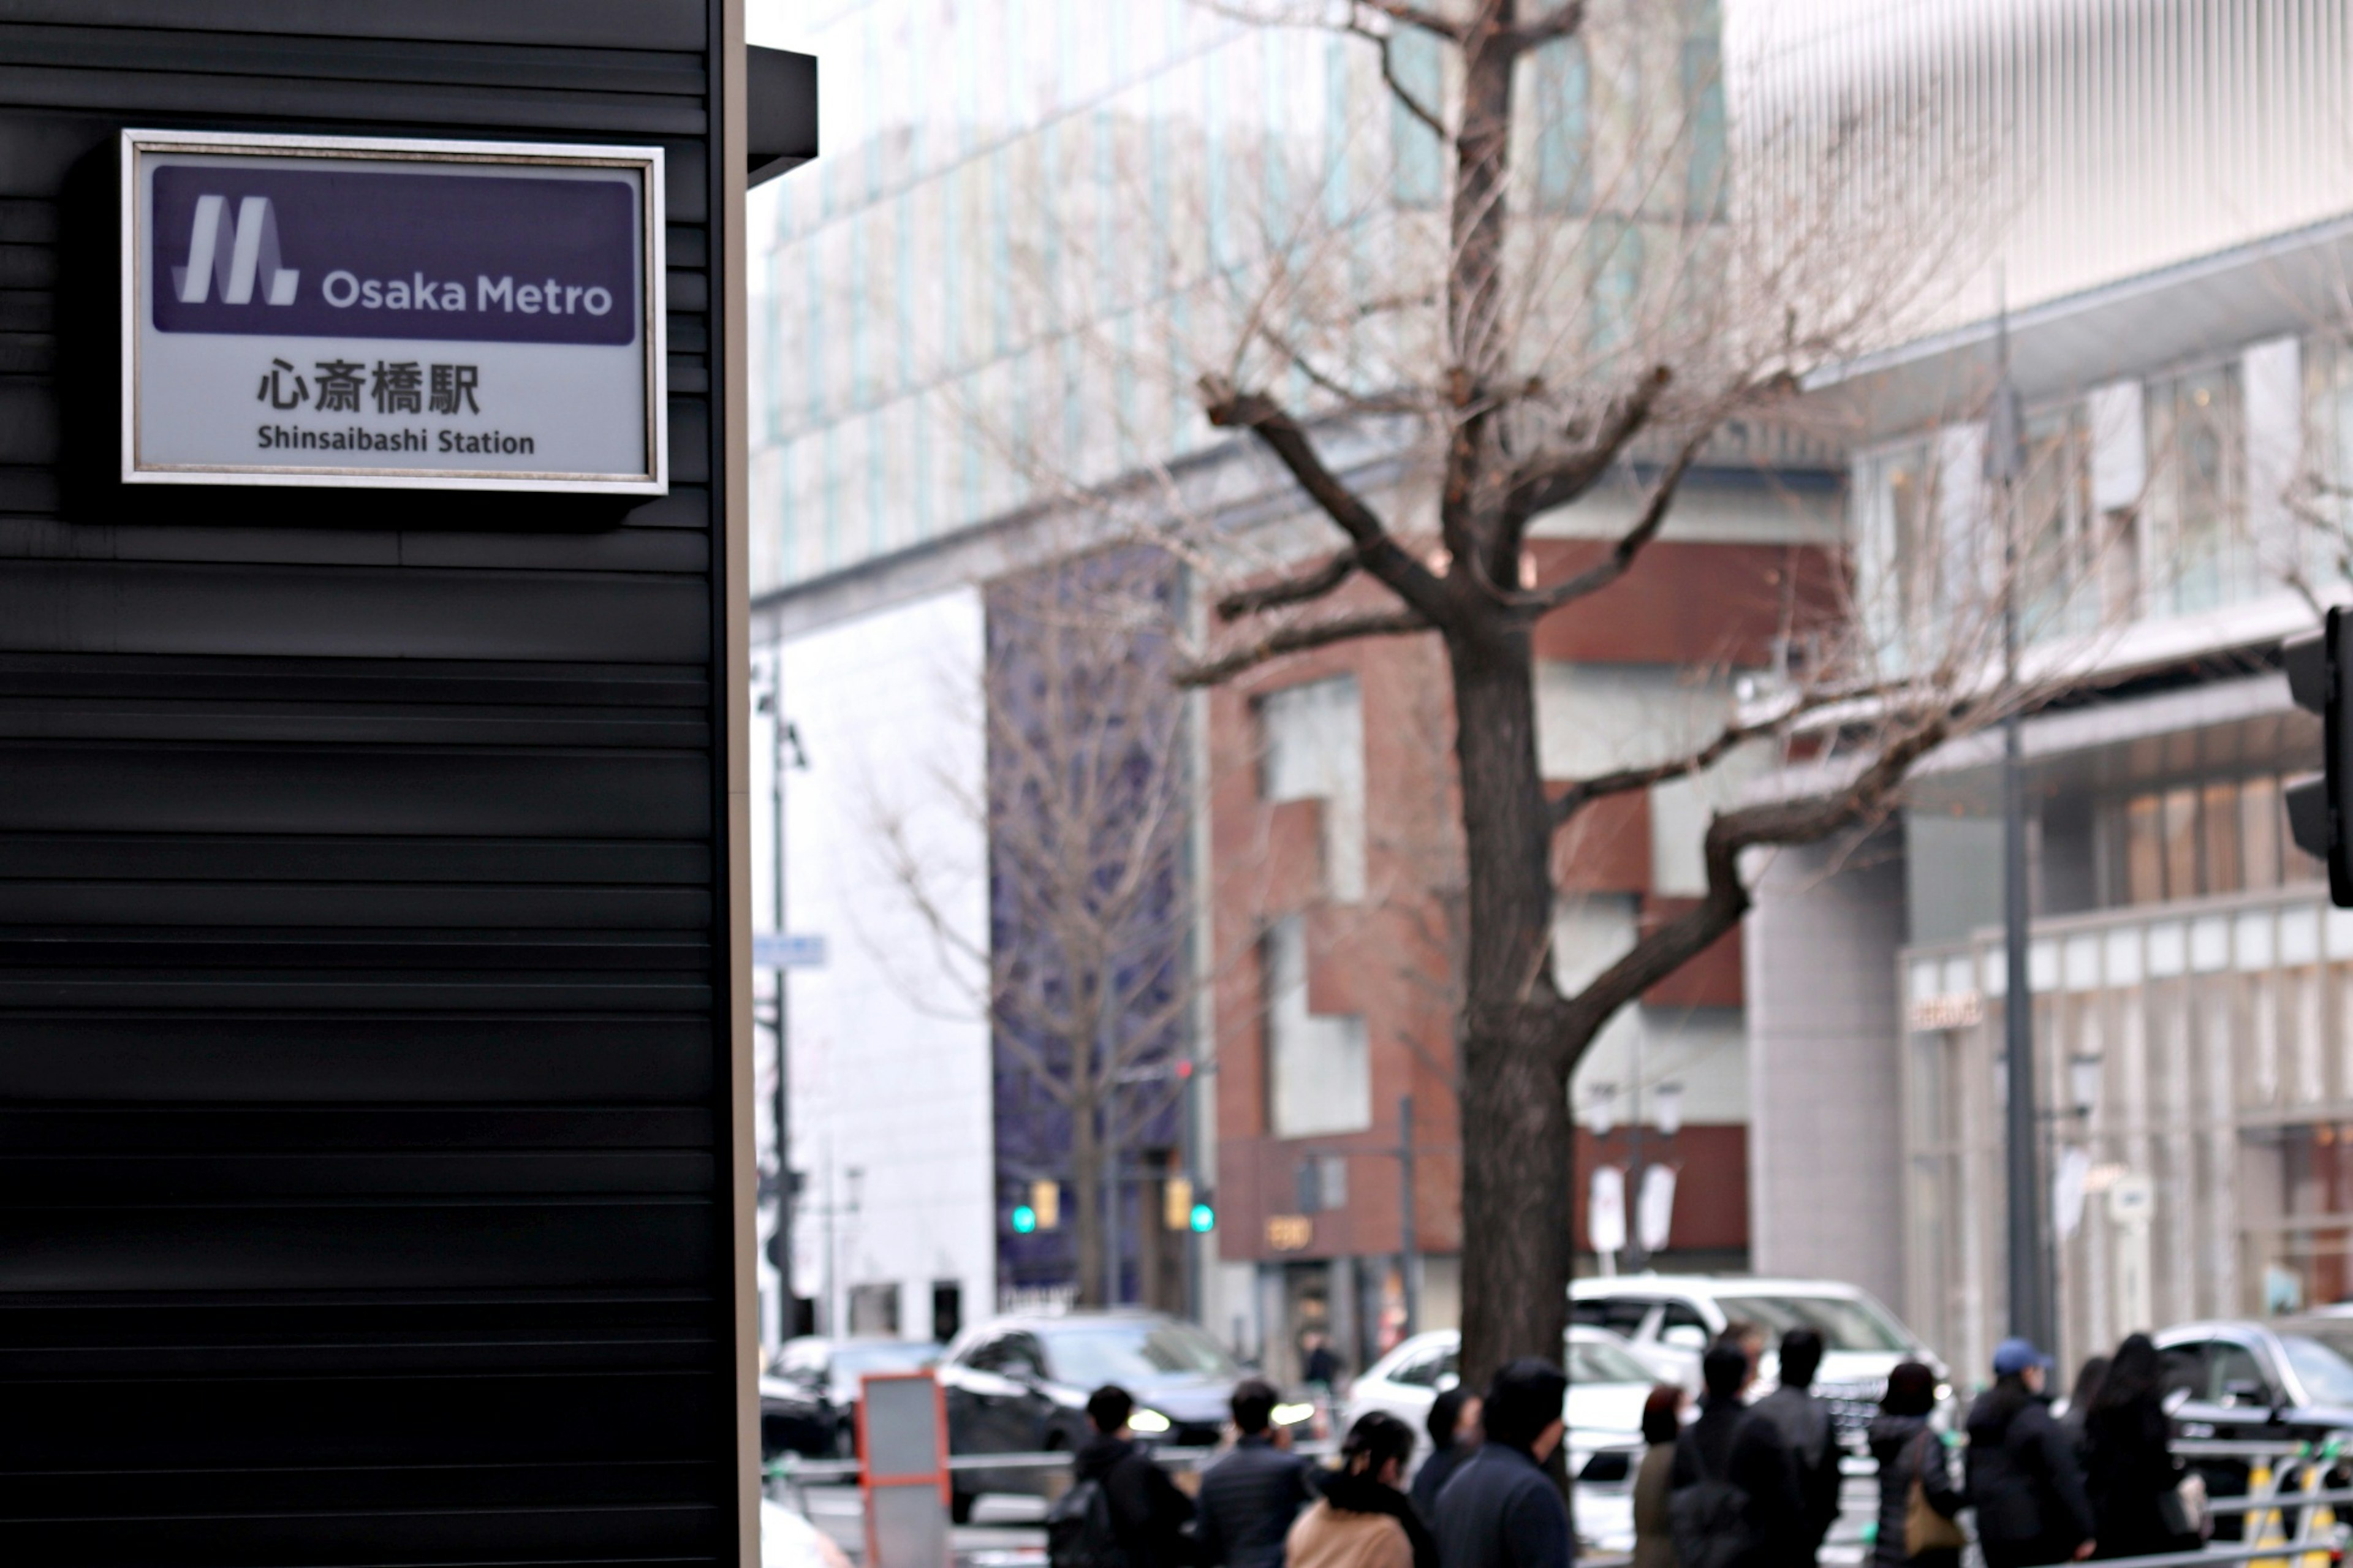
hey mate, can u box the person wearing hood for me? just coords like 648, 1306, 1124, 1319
1072, 1384, 1197, 1568
1867, 1361, 1963, 1568
1964, 1339, 2096, 1568
2081, 1335, 2199, 1561
1287, 1410, 1439, 1568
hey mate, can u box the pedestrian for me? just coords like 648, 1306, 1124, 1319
1432, 1357, 1574, 1568
1634, 1384, 1686, 1568
1746, 1328, 1841, 1568
1963, 1339, 2095, 1568
1286, 1410, 1439, 1568
1721, 1321, 1767, 1387
1302, 1330, 1344, 1393
2059, 1357, 2109, 1452
1408, 1385, 1481, 1528
1197, 1377, 1319, 1568
1866, 1361, 1963, 1568
1053, 1384, 1197, 1568
2082, 1335, 2199, 1561
1670, 1341, 1776, 1568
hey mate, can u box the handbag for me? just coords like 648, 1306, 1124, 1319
1904, 1430, 1969, 1556
2156, 1472, 2209, 1541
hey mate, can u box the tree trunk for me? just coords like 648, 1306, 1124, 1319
1072, 1095, 1105, 1308
1444, 616, 1572, 1391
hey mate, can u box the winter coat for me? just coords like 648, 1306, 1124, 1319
1963, 1383, 2094, 1568
2083, 1397, 2196, 1561
1866, 1412, 1963, 1568
1633, 1441, 1678, 1568
1432, 1441, 1574, 1568
1669, 1396, 1800, 1568
1409, 1441, 1472, 1530
1197, 1435, 1317, 1568
1749, 1385, 1843, 1565
1075, 1431, 1198, 1568
1290, 1472, 1438, 1568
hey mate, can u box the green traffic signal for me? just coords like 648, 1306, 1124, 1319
1188, 1202, 1215, 1233
1012, 1204, 1038, 1235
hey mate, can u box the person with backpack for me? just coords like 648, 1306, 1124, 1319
1196, 1377, 1318, 1568
1866, 1361, 1963, 1568
1053, 1384, 1197, 1568
1285, 1410, 1438, 1568
1431, 1357, 1574, 1568
1746, 1328, 1842, 1567
1669, 1341, 1783, 1568
1964, 1339, 2096, 1568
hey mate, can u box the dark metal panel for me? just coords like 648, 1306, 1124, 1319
0, 1, 707, 50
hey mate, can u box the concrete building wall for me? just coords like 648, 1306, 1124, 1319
781, 587, 995, 1338
1743, 833, 1910, 1308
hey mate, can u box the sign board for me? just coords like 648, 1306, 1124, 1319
752, 932, 828, 970
857, 1371, 951, 1568
121, 129, 666, 493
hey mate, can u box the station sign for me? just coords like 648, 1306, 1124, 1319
120, 129, 667, 493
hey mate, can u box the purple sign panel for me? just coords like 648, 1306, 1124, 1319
151, 165, 638, 346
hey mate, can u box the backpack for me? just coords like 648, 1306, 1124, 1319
1047, 1475, 1131, 1568
1670, 1426, 1758, 1568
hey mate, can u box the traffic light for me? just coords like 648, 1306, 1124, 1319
1011, 1203, 1037, 1235
1029, 1179, 1059, 1230
2286, 610, 2353, 906
1188, 1200, 1216, 1233
1162, 1176, 1194, 1231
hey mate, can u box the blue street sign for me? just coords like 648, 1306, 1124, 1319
753, 933, 827, 969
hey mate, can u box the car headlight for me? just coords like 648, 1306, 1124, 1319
1128, 1409, 1171, 1434
1271, 1403, 1316, 1426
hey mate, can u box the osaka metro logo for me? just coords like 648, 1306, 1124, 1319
172, 195, 299, 307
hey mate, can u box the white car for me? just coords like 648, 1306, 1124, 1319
1570, 1274, 1946, 1446
760, 1498, 851, 1568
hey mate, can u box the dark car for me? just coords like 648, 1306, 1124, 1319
938, 1310, 1299, 1521
2154, 1319, 2353, 1536
762, 1335, 942, 1459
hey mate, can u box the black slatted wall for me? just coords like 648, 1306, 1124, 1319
0, 4, 747, 1562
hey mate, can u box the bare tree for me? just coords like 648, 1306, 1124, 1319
871, 548, 1199, 1308
1155, 0, 2010, 1393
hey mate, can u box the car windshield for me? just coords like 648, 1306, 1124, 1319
833, 1342, 938, 1377
1041, 1320, 1243, 1386
2280, 1335, 2353, 1406
1714, 1294, 1910, 1353
1567, 1336, 1654, 1385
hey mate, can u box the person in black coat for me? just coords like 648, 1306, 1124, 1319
2082, 1335, 2198, 1561
1197, 1378, 1319, 1568
1746, 1328, 1842, 1567
1965, 1339, 2096, 1568
1409, 1385, 1481, 1529
1073, 1384, 1197, 1568
1669, 1341, 1792, 1568
1432, 1358, 1574, 1568
1866, 1360, 1963, 1568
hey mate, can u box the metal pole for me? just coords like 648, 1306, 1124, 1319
1625, 1031, 1646, 1271
1992, 286, 2051, 1350
1398, 1096, 1419, 1338
770, 656, 794, 1344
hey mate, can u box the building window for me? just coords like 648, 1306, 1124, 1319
1391, 29, 1443, 208
1681, 10, 1724, 220
847, 1281, 901, 1336
2104, 773, 2317, 906
2302, 335, 2353, 583
2020, 406, 2096, 640
1856, 440, 1941, 658
1530, 36, 1590, 213
2143, 363, 2246, 615
1259, 674, 1367, 903
1264, 915, 1371, 1137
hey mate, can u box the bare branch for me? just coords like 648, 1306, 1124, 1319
1173, 606, 1432, 687
1216, 547, 1361, 621
1497, 365, 1671, 540
1198, 377, 1452, 622
1352, 0, 1465, 42
1355, 21, 1446, 138
1550, 710, 1955, 1070
1513, 426, 1709, 614
1509, 2, 1586, 49
1548, 712, 1766, 829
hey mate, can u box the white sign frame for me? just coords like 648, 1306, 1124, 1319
119, 127, 668, 494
